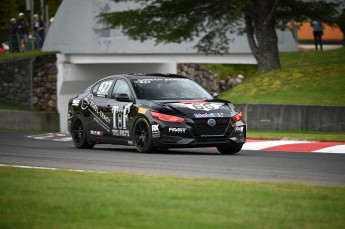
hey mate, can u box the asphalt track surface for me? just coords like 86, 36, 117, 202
1, 131, 344, 186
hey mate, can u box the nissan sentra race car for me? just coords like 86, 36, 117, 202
68, 73, 246, 154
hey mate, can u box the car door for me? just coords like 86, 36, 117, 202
86, 79, 114, 138
104, 79, 134, 141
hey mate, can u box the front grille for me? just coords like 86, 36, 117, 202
192, 118, 230, 136
195, 136, 228, 143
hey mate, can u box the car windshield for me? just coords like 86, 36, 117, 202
131, 77, 213, 100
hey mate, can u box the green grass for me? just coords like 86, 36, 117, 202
216, 47, 345, 106
0, 50, 56, 61
202, 63, 257, 81
247, 130, 345, 142
1, 50, 344, 228
1, 166, 344, 229
0, 101, 31, 111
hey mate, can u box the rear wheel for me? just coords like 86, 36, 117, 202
217, 144, 243, 155
71, 117, 94, 149
133, 117, 156, 153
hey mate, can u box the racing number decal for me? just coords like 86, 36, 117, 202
97, 81, 113, 96
185, 103, 222, 111
192, 104, 215, 110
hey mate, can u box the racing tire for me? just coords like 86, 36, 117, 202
217, 144, 243, 155
71, 117, 94, 149
133, 117, 156, 153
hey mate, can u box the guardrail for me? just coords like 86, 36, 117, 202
237, 104, 345, 132
0, 109, 59, 132
0, 104, 344, 133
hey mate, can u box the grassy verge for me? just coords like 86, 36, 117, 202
247, 130, 345, 142
202, 63, 257, 81
0, 101, 31, 111
217, 47, 345, 106
0, 166, 344, 229
0, 50, 56, 61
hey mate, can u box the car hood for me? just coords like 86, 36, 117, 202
151, 99, 237, 119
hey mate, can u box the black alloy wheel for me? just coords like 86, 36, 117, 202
133, 117, 156, 153
71, 117, 94, 149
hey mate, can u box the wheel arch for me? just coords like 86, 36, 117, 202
132, 115, 156, 153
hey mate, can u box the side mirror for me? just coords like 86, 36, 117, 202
115, 93, 133, 102
210, 92, 219, 99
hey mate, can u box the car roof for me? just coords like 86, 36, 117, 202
104, 73, 188, 80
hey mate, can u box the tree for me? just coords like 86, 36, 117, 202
0, 0, 18, 43
98, 0, 340, 73
335, 8, 345, 46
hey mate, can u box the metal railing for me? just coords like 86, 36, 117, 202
7, 33, 42, 53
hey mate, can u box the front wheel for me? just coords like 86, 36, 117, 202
71, 117, 94, 149
133, 117, 156, 153
217, 144, 243, 155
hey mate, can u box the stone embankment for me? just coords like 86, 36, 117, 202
0, 56, 217, 112
0, 54, 57, 111
177, 63, 219, 92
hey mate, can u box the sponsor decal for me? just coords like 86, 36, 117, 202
138, 107, 147, 114
181, 100, 208, 104
90, 130, 104, 136
112, 103, 132, 130
152, 124, 160, 138
93, 115, 110, 132
127, 140, 133, 145
152, 124, 159, 132
112, 130, 130, 137
235, 126, 244, 132
136, 78, 188, 84
80, 94, 91, 110
168, 127, 186, 134
72, 99, 80, 106
81, 94, 111, 132
185, 103, 223, 111
193, 113, 224, 118
81, 94, 111, 124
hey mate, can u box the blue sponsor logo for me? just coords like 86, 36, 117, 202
194, 113, 224, 118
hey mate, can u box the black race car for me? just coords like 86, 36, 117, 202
68, 73, 246, 154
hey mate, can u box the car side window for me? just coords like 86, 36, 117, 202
112, 79, 132, 98
93, 80, 114, 97
92, 83, 100, 95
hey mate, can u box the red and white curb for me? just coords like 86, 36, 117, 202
27, 133, 345, 154
27, 133, 72, 142
243, 139, 345, 154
